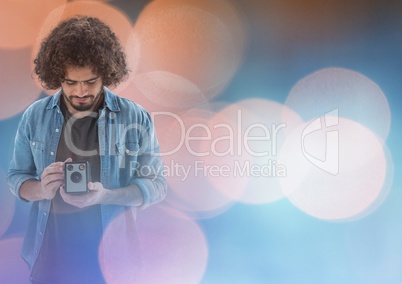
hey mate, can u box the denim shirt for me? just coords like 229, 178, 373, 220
7, 88, 167, 270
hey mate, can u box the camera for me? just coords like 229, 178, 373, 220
64, 161, 91, 194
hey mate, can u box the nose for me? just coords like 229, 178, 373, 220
75, 82, 88, 97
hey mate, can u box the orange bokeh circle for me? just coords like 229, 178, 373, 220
0, 0, 67, 49
133, 0, 247, 108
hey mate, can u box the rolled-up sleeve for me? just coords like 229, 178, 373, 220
6, 111, 38, 201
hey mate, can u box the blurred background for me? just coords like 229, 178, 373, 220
0, 0, 401, 283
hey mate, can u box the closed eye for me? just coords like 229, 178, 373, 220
63, 77, 99, 86
65, 80, 77, 86
86, 79, 97, 85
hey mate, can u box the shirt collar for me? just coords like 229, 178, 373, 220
103, 87, 120, 112
46, 87, 121, 112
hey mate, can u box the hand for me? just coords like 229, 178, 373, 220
60, 182, 109, 208
39, 158, 72, 200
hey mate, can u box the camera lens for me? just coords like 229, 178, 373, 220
79, 164, 85, 171
67, 164, 74, 171
70, 172, 82, 183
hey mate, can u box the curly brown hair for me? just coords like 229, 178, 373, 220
34, 15, 129, 90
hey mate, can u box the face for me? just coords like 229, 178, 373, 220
61, 66, 103, 114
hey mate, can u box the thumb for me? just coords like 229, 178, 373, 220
88, 182, 104, 191
88, 182, 97, 190
64, 157, 73, 163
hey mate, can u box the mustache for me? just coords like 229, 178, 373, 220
70, 95, 94, 99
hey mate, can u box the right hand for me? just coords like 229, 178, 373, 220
39, 158, 72, 200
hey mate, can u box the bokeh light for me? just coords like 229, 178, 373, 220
99, 208, 141, 284
100, 205, 208, 284
344, 144, 393, 221
157, 107, 237, 217
0, 1, 400, 283
132, 71, 206, 109
31, 0, 133, 94
116, 79, 170, 115
197, 103, 253, 203
132, 0, 247, 108
0, 48, 42, 120
136, 205, 208, 284
0, 0, 66, 49
214, 98, 304, 205
124, 30, 141, 78
278, 117, 389, 221
285, 67, 391, 143
0, 237, 30, 284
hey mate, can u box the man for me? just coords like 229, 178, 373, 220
7, 15, 167, 283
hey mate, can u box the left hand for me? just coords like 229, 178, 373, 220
60, 182, 109, 208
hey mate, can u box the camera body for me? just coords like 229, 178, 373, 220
64, 161, 91, 194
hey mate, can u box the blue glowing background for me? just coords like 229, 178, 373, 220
0, 0, 401, 283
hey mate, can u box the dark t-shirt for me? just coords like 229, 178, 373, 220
31, 97, 105, 284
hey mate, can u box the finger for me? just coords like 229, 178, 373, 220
41, 178, 64, 198
45, 180, 64, 192
88, 182, 104, 190
45, 161, 65, 168
49, 178, 64, 187
41, 173, 64, 187
40, 179, 63, 199
41, 163, 64, 178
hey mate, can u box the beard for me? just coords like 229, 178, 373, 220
62, 88, 104, 112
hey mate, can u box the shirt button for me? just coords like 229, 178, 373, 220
39, 232, 43, 236
126, 149, 130, 154
55, 129, 59, 132
50, 152, 54, 156
32, 142, 35, 146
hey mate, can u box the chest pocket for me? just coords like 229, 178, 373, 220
115, 141, 140, 170
30, 140, 45, 174
116, 141, 140, 156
